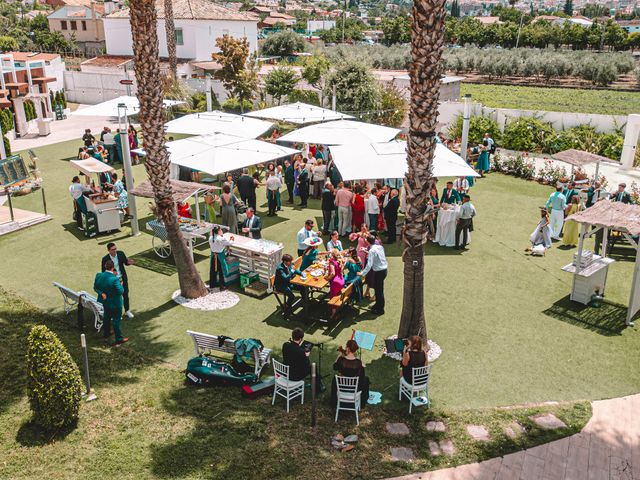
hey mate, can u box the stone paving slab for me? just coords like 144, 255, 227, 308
466, 424, 491, 441
426, 420, 446, 432
530, 413, 567, 430
387, 393, 640, 480
390, 447, 416, 462
386, 422, 410, 435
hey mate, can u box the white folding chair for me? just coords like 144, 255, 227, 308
334, 375, 361, 425
399, 365, 431, 414
272, 359, 305, 412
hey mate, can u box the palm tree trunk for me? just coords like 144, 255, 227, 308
129, 0, 208, 299
164, 0, 177, 80
398, 0, 447, 340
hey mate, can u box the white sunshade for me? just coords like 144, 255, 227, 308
166, 133, 300, 176
72, 95, 184, 118
165, 110, 273, 138
69, 158, 116, 176
329, 141, 480, 181
244, 102, 353, 125
277, 120, 400, 145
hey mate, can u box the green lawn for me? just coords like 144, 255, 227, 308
460, 83, 640, 116
1, 138, 639, 409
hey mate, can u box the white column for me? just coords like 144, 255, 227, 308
575, 223, 587, 274
627, 241, 640, 326
460, 94, 471, 161
620, 114, 640, 171
120, 127, 139, 236
205, 76, 212, 112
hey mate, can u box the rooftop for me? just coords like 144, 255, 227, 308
107, 0, 258, 21
5, 52, 61, 62
48, 5, 104, 19
82, 55, 193, 68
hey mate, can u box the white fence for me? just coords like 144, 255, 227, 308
437, 101, 629, 134
64, 71, 137, 104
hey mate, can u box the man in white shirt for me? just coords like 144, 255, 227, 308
265, 172, 282, 216
453, 176, 469, 195
358, 235, 388, 315
455, 194, 476, 250
69, 175, 92, 228
367, 188, 380, 231
296, 219, 321, 256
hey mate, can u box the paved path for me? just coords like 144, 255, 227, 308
389, 393, 640, 480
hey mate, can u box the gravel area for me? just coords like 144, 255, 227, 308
171, 289, 240, 311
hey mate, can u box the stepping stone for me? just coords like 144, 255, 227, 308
530, 413, 567, 430
386, 422, 410, 435
505, 422, 526, 439
466, 425, 491, 441
439, 439, 456, 456
426, 420, 446, 432
428, 440, 441, 456
390, 447, 415, 462
344, 434, 358, 443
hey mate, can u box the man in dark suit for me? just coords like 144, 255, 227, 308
236, 168, 257, 211
284, 159, 295, 203
441, 181, 461, 204
384, 188, 400, 244
94, 259, 128, 346
282, 327, 310, 382
101, 242, 134, 318
241, 208, 262, 239
612, 183, 631, 204
297, 163, 310, 208
274, 253, 302, 308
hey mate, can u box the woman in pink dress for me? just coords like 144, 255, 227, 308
326, 249, 345, 298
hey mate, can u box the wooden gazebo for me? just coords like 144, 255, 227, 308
565, 200, 640, 326
553, 149, 611, 181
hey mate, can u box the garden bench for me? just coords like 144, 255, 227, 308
186, 330, 272, 377
52, 281, 104, 332
328, 282, 356, 320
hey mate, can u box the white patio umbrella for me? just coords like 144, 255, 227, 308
244, 102, 353, 125
165, 133, 300, 176
329, 141, 480, 181
277, 120, 400, 145
72, 95, 184, 118
165, 110, 274, 138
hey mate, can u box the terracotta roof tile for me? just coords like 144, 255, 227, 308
107, 0, 258, 21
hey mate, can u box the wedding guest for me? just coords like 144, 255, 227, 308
265, 171, 281, 216
358, 235, 388, 315
321, 180, 336, 234
237, 168, 258, 211
441, 181, 461, 205
455, 194, 476, 250
367, 187, 380, 231
562, 196, 582, 247
331, 339, 370, 408
545, 185, 567, 240
326, 230, 343, 251
612, 183, 631, 204
94, 259, 128, 346
298, 163, 310, 208
351, 185, 366, 233
284, 159, 295, 203
528, 208, 552, 251
275, 255, 302, 309
311, 159, 327, 198
217, 184, 239, 234
401, 335, 429, 382
453, 176, 469, 195
344, 247, 363, 301
209, 226, 231, 290
101, 243, 135, 319
241, 207, 262, 239
383, 188, 400, 244
335, 181, 354, 236
282, 327, 310, 382
296, 219, 321, 257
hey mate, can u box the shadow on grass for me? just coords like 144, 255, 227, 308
61, 222, 95, 242
15, 419, 77, 447
543, 295, 628, 336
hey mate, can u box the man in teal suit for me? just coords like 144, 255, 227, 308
94, 259, 128, 346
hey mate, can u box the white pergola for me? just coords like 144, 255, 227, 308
277, 119, 400, 145
329, 141, 480, 181
565, 200, 640, 326
244, 102, 353, 125
165, 110, 274, 138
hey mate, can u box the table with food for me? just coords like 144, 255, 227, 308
435, 203, 464, 248
146, 217, 216, 259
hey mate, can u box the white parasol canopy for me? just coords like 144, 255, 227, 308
72, 95, 184, 118
69, 158, 116, 176
277, 119, 400, 145
166, 133, 300, 176
244, 102, 353, 125
329, 141, 480, 181
165, 110, 273, 138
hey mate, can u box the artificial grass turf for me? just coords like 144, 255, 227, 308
0, 289, 592, 480
1, 138, 639, 410
460, 83, 640, 116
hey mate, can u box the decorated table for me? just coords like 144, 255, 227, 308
146, 217, 215, 259
435, 204, 465, 247
290, 256, 332, 320
222, 233, 284, 286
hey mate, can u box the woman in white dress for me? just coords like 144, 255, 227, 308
528, 208, 552, 253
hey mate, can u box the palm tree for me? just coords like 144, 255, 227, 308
164, 0, 177, 80
129, 0, 208, 299
398, 0, 447, 340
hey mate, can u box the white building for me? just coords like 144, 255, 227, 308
103, 0, 259, 61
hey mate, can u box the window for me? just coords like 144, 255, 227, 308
70, 20, 77, 30
81, 20, 87, 30
61, 20, 67, 30
175, 28, 184, 46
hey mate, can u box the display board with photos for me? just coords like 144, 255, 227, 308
0, 155, 28, 187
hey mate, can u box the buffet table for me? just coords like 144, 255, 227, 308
223, 233, 283, 286
85, 193, 120, 233
435, 204, 466, 247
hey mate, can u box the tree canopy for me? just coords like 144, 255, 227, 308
261, 30, 306, 57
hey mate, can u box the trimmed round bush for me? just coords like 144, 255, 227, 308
26, 325, 82, 430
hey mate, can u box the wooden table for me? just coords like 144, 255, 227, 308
290, 269, 329, 321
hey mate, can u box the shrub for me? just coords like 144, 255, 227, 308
502, 117, 554, 152
221, 97, 253, 113
24, 100, 37, 122
287, 88, 320, 106
537, 159, 568, 185
448, 114, 501, 144
3, 134, 10, 156
0, 108, 13, 133
26, 325, 82, 430
374, 84, 407, 128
